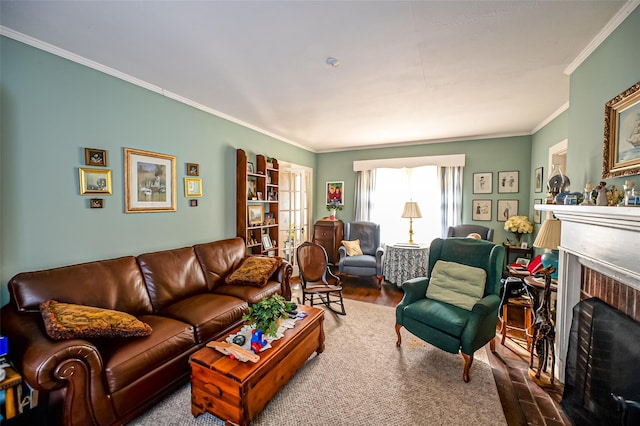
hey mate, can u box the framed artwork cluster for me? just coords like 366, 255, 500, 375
79, 148, 111, 209
79, 147, 204, 212
472, 171, 520, 221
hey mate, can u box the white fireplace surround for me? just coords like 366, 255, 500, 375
536, 204, 640, 382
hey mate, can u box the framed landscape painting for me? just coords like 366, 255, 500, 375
124, 148, 176, 213
603, 81, 640, 178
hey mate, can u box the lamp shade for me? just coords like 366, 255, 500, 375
533, 218, 561, 249
401, 202, 422, 219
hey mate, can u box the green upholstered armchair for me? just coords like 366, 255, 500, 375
395, 237, 505, 382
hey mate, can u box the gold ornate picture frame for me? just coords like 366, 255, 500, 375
603, 81, 640, 178
78, 168, 112, 195
124, 148, 176, 213
184, 177, 202, 197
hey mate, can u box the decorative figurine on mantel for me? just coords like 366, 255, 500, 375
596, 181, 608, 206
580, 182, 595, 206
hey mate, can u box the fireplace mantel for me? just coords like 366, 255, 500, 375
535, 204, 640, 382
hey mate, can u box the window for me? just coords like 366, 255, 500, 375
370, 166, 441, 245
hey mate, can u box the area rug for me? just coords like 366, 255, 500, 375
131, 299, 507, 425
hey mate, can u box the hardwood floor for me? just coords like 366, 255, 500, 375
292, 274, 570, 426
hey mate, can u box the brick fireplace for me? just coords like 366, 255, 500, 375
536, 204, 640, 382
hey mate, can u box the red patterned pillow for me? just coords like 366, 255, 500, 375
225, 256, 283, 287
40, 300, 152, 340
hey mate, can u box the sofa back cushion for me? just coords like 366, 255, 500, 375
194, 238, 246, 291
9, 256, 153, 315
137, 246, 207, 312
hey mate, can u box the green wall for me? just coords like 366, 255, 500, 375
566, 7, 640, 189
316, 135, 533, 246
0, 36, 315, 305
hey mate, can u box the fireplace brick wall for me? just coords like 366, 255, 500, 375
581, 266, 640, 321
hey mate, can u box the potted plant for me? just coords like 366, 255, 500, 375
242, 294, 293, 337
326, 199, 343, 220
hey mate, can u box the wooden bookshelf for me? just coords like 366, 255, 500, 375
236, 148, 279, 255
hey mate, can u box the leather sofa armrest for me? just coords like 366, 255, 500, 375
271, 261, 293, 301
1, 306, 117, 426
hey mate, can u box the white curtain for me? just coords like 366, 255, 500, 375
354, 169, 376, 221
439, 166, 463, 237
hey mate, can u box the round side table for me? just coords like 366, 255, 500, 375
383, 244, 429, 287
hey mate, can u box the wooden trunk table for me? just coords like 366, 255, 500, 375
189, 305, 325, 426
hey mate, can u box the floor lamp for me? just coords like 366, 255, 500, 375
401, 201, 422, 244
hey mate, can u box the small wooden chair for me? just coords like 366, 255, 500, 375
297, 241, 346, 315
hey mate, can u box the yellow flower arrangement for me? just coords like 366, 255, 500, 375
504, 215, 534, 246
504, 215, 534, 234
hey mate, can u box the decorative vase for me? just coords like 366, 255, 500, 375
513, 233, 523, 247
330, 208, 337, 220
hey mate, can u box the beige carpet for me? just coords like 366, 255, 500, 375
131, 299, 507, 425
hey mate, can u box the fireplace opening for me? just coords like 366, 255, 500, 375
562, 297, 640, 425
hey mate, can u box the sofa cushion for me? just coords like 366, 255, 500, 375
214, 280, 282, 305
225, 256, 283, 287
40, 300, 152, 340
137, 246, 207, 312
9, 256, 153, 315
194, 238, 247, 291
159, 293, 247, 343
426, 260, 486, 310
341, 240, 363, 256
101, 314, 196, 393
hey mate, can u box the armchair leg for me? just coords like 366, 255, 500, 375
461, 352, 473, 383
395, 323, 402, 347
376, 275, 383, 289
490, 337, 496, 352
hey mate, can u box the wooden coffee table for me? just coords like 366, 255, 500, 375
190, 305, 325, 426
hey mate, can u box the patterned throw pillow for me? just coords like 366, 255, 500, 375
341, 239, 363, 256
40, 300, 152, 340
225, 256, 283, 287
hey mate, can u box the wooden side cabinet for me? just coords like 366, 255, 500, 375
313, 219, 344, 265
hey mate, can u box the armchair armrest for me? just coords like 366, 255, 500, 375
461, 294, 501, 354
398, 277, 430, 307
1, 307, 116, 426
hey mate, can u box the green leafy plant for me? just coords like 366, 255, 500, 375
242, 294, 293, 337
326, 199, 343, 211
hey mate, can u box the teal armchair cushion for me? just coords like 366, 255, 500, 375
426, 260, 486, 310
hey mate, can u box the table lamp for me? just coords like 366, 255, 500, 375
533, 218, 561, 279
401, 201, 422, 244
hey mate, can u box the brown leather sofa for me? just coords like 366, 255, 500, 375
0, 237, 292, 426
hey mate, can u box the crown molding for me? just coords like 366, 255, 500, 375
564, 1, 640, 75
531, 101, 570, 134
0, 26, 313, 153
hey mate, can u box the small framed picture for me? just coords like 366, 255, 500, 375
187, 163, 199, 176
248, 178, 257, 199
515, 257, 530, 267
497, 199, 519, 222
473, 172, 492, 194
498, 171, 519, 193
90, 198, 104, 209
326, 181, 344, 205
248, 205, 264, 226
520, 242, 529, 249
184, 178, 202, 197
189, 199, 198, 207
472, 199, 492, 221
78, 168, 113, 195
534, 167, 543, 193
261, 233, 273, 249
533, 199, 542, 224
84, 148, 107, 167
247, 162, 255, 174
257, 191, 263, 201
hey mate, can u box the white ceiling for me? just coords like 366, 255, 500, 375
0, 1, 633, 152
